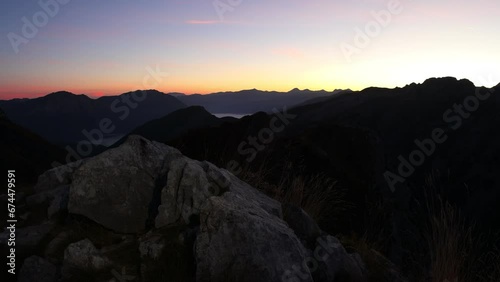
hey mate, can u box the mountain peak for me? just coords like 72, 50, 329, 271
238, 88, 259, 94
422, 76, 473, 86
44, 91, 75, 97
127, 89, 165, 96
40, 91, 91, 102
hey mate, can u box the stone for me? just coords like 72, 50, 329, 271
155, 158, 222, 228
62, 239, 111, 272
312, 235, 367, 282
26, 185, 68, 207
282, 203, 322, 247
195, 193, 314, 282
47, 185, 70, 219
34, 161, 82, 193
18, 255, 58, 282
67, 135, 182, 233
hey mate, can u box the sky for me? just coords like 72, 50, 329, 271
0, 0, 499, 99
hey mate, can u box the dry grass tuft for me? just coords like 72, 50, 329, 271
237, 159, 350, 223
426, 202, 474, 282
419, 173, 500, 282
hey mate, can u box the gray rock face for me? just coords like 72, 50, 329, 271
196, 193, 314, 282
19, 256, 57, 282
68, 136, 182, 233
26, 185, 68, 207
312, 235, 367, 282
155, 158, 213, 228
139, 231, 166, 260
62, 239, 111, 273
283, 203, 322, 247
34, 162, 83, 193
44, 230, 75, 262
155, 159, 232, 228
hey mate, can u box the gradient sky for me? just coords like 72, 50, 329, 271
1, 0, 499, 99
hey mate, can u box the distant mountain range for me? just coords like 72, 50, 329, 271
0, 88, 345, 145
174, 88, 348, 114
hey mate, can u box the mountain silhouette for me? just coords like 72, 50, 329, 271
109, 106, 238, 152
175, 88, 346, 114
0, 90, 186, 145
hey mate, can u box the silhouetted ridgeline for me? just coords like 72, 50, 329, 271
113, 106, 238, 147
0, 90, 186, 144
1, 78, 499, 280
176, 88, 347, 114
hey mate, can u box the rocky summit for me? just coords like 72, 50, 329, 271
1, 135, 383, 282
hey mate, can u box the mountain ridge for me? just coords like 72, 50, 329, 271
0, 90, 187, 144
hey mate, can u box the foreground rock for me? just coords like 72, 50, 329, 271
18, 255, 57, 282
68, 137, 182, 233
196, 193, 313, 282
7, 136, 376, 282
61, 239, 112, 280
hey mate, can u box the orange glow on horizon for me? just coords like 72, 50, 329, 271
0, 79, 369, 99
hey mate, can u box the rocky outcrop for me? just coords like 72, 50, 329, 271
5, 136, 376, 282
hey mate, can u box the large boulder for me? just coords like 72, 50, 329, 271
68, 136, 182, 233
196, 194, 314, 282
